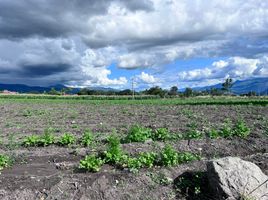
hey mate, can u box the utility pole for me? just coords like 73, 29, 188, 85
131, 77, 135, 99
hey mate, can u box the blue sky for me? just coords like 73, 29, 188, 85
0, 0, 267, 89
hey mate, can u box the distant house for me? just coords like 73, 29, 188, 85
1, 90, 18, 95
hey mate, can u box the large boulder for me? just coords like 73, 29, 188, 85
207, 157, 268, 200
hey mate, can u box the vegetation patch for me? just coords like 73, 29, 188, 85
58, 133, 76, 146
80, 129, 94, 147
79, 155, 104, 172
0, 154, 11, 171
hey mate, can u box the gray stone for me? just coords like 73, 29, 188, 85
207, 157, 268, 200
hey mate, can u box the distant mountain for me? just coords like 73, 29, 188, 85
0, 83, 118, 94
192, 77, 268, 95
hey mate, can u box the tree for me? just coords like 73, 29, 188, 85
184, 87, 193, 97
222, 78, 233, 93
48, 87, 60, 95
144, 86, 167, 97
169, 86, 178, 96
210, 87, 223, 96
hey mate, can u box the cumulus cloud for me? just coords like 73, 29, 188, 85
137, 72, 158, 84
0, 0, 268, 87
79, 48, 128, 86
178, 56, 268, 84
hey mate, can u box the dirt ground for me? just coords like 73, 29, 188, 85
0, 101, 267, 200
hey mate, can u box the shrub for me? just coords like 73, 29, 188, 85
233, 119, 250, 138
81, 129, 94, 147
79, 155, 104, 172
0, 154, 11, 170
152, 128, 170, 141
125, 125, 152, 142
159, 145, 178, 166
58, 133, 76, 146
22, 135, 40, 147
104, 134, 125, 164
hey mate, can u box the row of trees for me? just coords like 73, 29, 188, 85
43, 78, 258, 97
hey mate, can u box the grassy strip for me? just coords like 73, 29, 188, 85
0, 95, 268, 106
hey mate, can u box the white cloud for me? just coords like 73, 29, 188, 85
1, 0, 268, 87
79, 48, 128, 86
137, 72, 158, 84
178, 56, 268, 83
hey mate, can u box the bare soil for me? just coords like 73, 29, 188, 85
0, 102, 267, 199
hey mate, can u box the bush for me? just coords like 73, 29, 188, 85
81, 129, 94, 147
79, 155, 104, 172
125, 125, 152, 142
58, 133, 76, 146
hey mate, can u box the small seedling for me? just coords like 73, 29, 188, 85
125, 125, 152, 143
220, 119, 233, 138
104, 134, 125, 164
233, 119, 250, 138
152, 128, 170, 141
79, 155, 104, 172
39, 128, 55, 146
208, 129, 220, 139
81, 129, 94, 147
159, 145, 178, 167
58, 133, 76, 146
138, 152, 157, 168
0, 154, 11, 170
185, 129, 202, 140
22, 135, 40, 147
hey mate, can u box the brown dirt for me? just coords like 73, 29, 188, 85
0, 102, 267, 199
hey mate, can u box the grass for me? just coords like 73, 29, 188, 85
0, 95, 268, 106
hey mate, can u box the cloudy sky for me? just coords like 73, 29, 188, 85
0, 0, 268, 89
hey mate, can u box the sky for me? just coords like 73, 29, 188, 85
0, 0, 268, 90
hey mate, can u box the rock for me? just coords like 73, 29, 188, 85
207, 157, 268, 200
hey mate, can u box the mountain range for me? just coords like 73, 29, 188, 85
193, 77, 268, 95
0, 77, 267, 95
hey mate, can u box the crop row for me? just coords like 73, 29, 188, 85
79, 135, 200, 172
2, 119, 251, 149
1, 119, 249, 149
